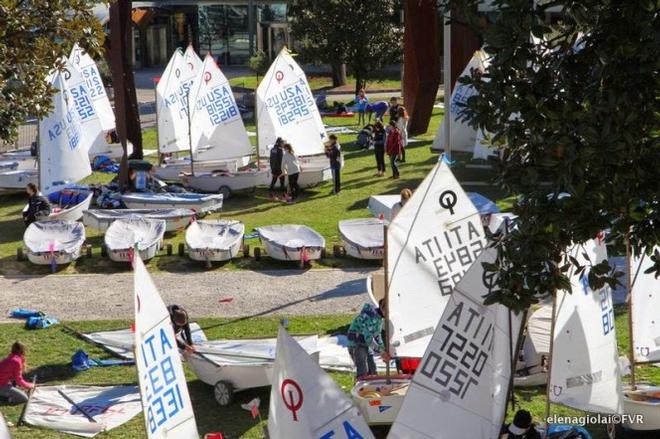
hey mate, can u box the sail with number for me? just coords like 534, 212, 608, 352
256, 47, 327, 157
69, 43, 115, 132
134, 254, 199, 439
387, 159, 487, 358
630, 247, 660, 363
549, 239, 623, 414
39, 71, 90, 194
268, 326, 374, 439
188, 54, 252, 161
156, 49, 190, 154
389, 248, 523, 438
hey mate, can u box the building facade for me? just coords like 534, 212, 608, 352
131, 1, 290, 68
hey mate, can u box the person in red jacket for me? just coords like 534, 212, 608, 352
385, 120, 403, 179
0, 342, 33, 405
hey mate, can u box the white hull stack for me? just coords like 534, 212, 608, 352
121, 192, 223, 213
24, 220, 85, 266
185, 220, 244, 262
154, 157, 244, 181
182, 168, 270, 198
623, 384, 660, 430
104, 218, 166, 262
338, 218, 384, 260
83, 208, 194, 232
257, 224, 325, 261
0, 169, 37, 192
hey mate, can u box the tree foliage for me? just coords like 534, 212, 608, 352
289, 0, 403, 91
0, 0, 103, 143
442, 0, 660, 311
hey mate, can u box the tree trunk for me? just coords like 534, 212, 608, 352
109, 0, 143, 192
330, 62, 347, 87
354, 76, 365, 97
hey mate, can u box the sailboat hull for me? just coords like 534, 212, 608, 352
623, 384, 660, 430
154, 158, 244, 181
0, 169, 38, 192
181, 168, 270, 196
48, 192, 93, 222
187, 354, 273, 392
351, 376, 410, 425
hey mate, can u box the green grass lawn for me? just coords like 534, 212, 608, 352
229, 74, 402, 92
0, 109, 505, 276
0, 308, 657, 438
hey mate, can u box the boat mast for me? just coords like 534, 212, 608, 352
254, 76, 260, 168
442, 9, 451, 161
383, 223, 391, 379
544, 289, 558, 422
625, 234, 637, 390
187, 87, 195, 176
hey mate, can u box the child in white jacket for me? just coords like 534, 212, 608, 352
281, 143, 301, 201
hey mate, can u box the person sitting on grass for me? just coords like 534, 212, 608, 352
347, 300, 391, 379
0, 342, 34, 405
167, 305, 196, 355
23, 183, 51, 226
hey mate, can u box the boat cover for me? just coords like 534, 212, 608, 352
186, 220, 244, 250
338, 218, 384, 250
24, 221, 85, 253
257, 224, 325, 249
87, 208, 194, 223
104, 218, 165, 251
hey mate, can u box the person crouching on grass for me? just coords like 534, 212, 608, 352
0, 342, 34, 405
347, 300, 391, 379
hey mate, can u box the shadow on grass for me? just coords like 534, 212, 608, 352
28, 362, 78, 383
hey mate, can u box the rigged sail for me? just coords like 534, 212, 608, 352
134, 254, 199, 439
39, 71, 90, 194
268, 326, 374, 439
432, 50, 488, 154
183, 45, 203, 74
389, 248, 523, 439
188, 54, 252, 161
388, 159, 487, 357
630, 246, 660, 363
156, 49, 191, 154
69, 43, 115, 132
256, 47, 327, 157
549, 239, 623, 414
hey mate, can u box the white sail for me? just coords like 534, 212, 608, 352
268, 326, 374, 439
549, 239, 623, 414
389, 248, 523, 439
631, 246, 660, 363
183, 45, 203, 74
188, 54, 252, 161
156, 49, 192, 154
432, 50, 487, 153
39, 71, 91, 194
388, 160, 487, 357
64, 58, 107, 155
256, 47, 327, 157
134, 254, 199, 439
0, 412, 10, 439
69, 43, 115, 132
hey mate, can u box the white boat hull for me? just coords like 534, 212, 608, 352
339, 218, 385, 260
182, 169, 270, 196
187, 354, 273, 392
261, 240, 323, 261
121, 193, 223, 213
155, 157, 245, 181
83, 209, 194, 232
186, 220, 244, 262
513, 371, 547, 387
48, 192, 93, 222
0, 169, 37, 191
623, 384, 660, 430
107, 243, 161, 262
27, 247, 82, 265
343, 241, 384, 259
351, 377, 410, 425
24, 220, 86, 266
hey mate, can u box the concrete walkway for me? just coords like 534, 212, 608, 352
0, 268, 380, 323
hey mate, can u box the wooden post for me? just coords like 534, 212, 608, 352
383, 224, 391, 379
544, 291, 558, 423
625, 234, 637, 390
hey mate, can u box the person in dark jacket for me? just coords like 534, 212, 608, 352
23, 183, 51, 226
388, 97, 400, 123
324, 134, 341, 194
167, 305, 196, 355
269, 137, 286, 196
385, 120, 403, 179
500, 410, 542, 439
373, 121, 386, 176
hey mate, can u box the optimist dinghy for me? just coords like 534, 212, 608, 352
185, 220, 245, 262
83, 208, 194, 232
104, 218, 165, 262
257, 224, 325, 262
0, 161, 18, 171
0, 169, 37, 192
338, 218, 385, 260
45, 187, 94, 222
24, 220, 85, 265
121, 192, 223, 213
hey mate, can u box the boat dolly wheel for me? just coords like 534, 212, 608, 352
214, 380, 234, 406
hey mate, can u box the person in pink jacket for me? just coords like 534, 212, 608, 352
0, 342, 33, 405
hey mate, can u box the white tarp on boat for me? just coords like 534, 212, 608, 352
387, 160, 487, 358
257, 225, 325, 250
189, 54, 252, 161
24, 220, 85, 254
389, 248, 523, 439
185, 220, 244, 250
156, 49, 193, 154
432, 50, 488, 154
550, 239, 623, 414
23, 385, 141, 438
105, 218, 165, 252
134, 254, 199, 438
338, 218, 384, 250
39, 71, 91, 194
256, 47, 327, 157
630, 247, 660, 363
82, 323, 207, 360
69, 43, 115, 132
268, 326, 374, 439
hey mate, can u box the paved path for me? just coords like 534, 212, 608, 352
0, 268, 380, 323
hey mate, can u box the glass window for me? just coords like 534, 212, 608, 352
260, 4, 287, 23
